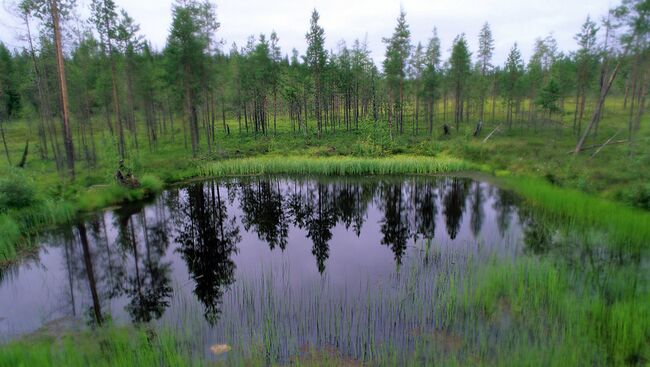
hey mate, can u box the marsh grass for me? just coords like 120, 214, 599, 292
0, 326, 201, 367
201, 155, 475, 177
156, 235, 647, 366
502, 176, 650, 252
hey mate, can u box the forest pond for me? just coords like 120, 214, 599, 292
0, 176, 566, 360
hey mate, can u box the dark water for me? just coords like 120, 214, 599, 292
0, 176, 539, 358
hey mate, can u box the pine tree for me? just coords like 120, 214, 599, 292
382, 9, 411, 135
503, 43, 524, 129
477, 22, 494, 121
449, 34, 471, 131
422, 28, 441, 135
305, 9, 326, 138
165, 0, 214, 156
90, 0, 125, 158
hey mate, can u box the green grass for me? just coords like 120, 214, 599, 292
201, 155, 475, 177
500, 176, 650, 252
0, 326, 201, 367
0, 215, 20, 260
456, 256, 649, 366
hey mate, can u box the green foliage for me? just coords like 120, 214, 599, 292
0, 42, 21, 119
622, 182, 650, 210
140, 174, 164, 193
0, 170, 39, 212
535, 78, 562, 114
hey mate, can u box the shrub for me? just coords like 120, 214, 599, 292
0, 171, 39, 212
624, 183, 650, 210
140, 174, 164, 193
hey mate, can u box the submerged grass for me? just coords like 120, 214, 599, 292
3, 241, 644, 366
456, 256, 649, 366
501, 175, 650, 251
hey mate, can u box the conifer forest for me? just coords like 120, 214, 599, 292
0, 0, 648, 365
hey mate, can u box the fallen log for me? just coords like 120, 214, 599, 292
482, 125, 501, 143
567, 139, 628, 154
591, 130, 621, 158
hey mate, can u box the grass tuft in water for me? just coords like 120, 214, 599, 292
202, 155, 474, 177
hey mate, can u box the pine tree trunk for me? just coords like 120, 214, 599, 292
50, 0, 74, 177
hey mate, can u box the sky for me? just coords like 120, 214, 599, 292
0, 0, 614, 66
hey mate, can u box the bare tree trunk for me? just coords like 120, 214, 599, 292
50, 0, 75, 177
574, 61, 621, 154
0, 117, 10, 165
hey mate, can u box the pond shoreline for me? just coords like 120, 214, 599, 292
1, 173, 647, 365
2, 155, 648, 268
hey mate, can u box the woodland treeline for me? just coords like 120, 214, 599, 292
0, 0, 648, 177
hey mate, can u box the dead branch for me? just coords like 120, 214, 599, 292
567, 139, 628, 154
482, 125, 501, 143
590, 130, 621, 158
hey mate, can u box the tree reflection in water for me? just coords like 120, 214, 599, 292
175, 181, 240, 325
37, 177, 510, 326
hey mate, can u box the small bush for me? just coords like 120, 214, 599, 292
140, 174, 164, 193
0, 172, 39, 212
624, 183, 650, 210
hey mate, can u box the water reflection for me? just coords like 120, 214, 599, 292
175, 182, 239, 325
1, 176, 538, 337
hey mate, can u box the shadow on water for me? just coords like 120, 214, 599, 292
0, 175, 645, 363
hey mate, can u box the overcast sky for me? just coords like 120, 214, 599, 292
0, 0, 614, 66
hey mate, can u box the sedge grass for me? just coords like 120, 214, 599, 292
202, 155, 475, 177
1, 238, 646, 366
500, 175, 650, 251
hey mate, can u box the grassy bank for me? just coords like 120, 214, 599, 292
0, 172, 164, 264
